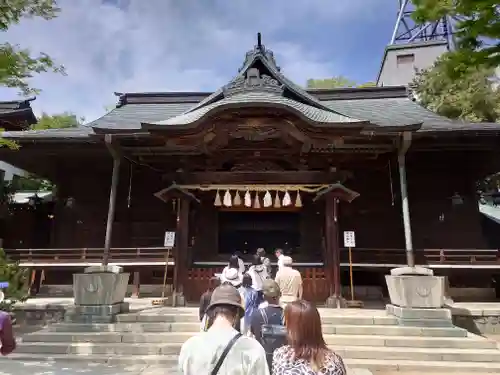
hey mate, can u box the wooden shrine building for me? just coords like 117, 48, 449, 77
1, 37, 500, 303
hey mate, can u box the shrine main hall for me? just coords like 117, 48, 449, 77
1, 37, 500, 303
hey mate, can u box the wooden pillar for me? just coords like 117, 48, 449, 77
174, 198, 190, 295
131, 270, 140, 298
325, 194, 342, 306
103, 135, 121, 266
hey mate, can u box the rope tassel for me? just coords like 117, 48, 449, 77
253, 193, 261, 209
223, 190, 232, 207
263, 190, 272, 207
244, 190, 252, 207
273, 192, 281, 208
282, 191, 291, 207
214, 190, 222, 206
233, 191, 242, 206
295, 191, 302, 207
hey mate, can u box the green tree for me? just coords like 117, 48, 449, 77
31, 112, 82, 130
412, 0, 500, 71
411, 54, 500, 122
307, 76, 376, 89
0, 0, 65, 95
0, 249, 28, 311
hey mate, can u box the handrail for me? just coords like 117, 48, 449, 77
3, 247, 498, 267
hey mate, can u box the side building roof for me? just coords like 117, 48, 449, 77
0, 98, 37, 130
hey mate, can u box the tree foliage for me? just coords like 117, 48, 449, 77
0, 0, 65, 95
31, 112, 82, 130
412, 0, 500, 73
0, 248, 28, 311
307, 76, 376, 89
411, 54, 500, 122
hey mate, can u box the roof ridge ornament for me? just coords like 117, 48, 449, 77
238, 32, 281, 73
223, 68, 284, 97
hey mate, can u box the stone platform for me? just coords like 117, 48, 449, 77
4, 304, 500, 373
449, 302, 500, 335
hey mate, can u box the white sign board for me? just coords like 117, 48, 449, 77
343, 231, 356, 248
164, 231, 176, 248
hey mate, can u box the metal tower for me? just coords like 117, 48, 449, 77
390, 0, 457, 50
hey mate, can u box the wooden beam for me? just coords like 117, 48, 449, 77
163, 171, 347, 185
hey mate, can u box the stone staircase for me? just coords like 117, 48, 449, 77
6, 307, 500, 373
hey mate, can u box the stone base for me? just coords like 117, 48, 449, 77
326, 295, 347, 308
386, 304, 453, 327
73, 271, 129, 306
386, 268, 445, 308
64, 302, 129, 323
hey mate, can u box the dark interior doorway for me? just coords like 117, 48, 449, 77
218, 211, 300, 254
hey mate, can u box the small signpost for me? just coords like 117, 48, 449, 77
152, 232, 176, 305
343, 231, 356, 302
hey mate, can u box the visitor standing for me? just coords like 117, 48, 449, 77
221, 255, 243, 288
0, 311, 16, 355
250, 279, 286, 372
178, 284, 269, 375
256, 248, 272, 276
234, 251, 246, 274
238, 274, 260, 335
273, 300, 347, 375
247, 254, 269, 292
275, 256, 303, 307
199, 276, 220, 331
275, 248, 284, 273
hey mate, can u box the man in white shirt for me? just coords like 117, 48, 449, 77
275, 256, 303, 307
179, 284, 269, 375
275, 248, 284, 272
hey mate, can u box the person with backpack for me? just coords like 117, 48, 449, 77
249, 279, 287, 372
178, 284, 268, 375
0, 310, 16, 355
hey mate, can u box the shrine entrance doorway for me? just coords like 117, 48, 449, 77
218, 210, 300, 255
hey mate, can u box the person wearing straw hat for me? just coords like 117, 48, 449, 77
179, 284, 269, 375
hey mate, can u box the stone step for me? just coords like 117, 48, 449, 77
115, 312, 398, 325
16, 341, 500, 362
3, 353, 500, 373
331, 345, 500, 363
21, 331, 496, 349
46, 322, 467, 337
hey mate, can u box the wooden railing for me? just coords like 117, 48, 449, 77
4, 247, 172, 265
3, 247, 498, 267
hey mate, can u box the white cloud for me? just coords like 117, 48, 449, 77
0, 0, 386, 122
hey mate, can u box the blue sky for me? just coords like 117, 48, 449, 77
0, 0, 397, 122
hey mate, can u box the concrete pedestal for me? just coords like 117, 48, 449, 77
385, 266, 451, 327
70, 265, 130, 323
326, 295, 347, 308
385, 267, 445, 308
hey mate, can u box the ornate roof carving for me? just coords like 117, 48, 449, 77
223, 68, 284, 97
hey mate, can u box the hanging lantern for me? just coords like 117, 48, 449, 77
234, 191, 242, 206
253, 192, 261, 209
282, 191, 291, 206
273, 192, 281, 208
223, 190, 232, 207
214, 190, 222, 206
263, 191, 272, 207
244, 190, 252, 207
295, 191, 302, 207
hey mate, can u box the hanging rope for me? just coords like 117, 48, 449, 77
176, 184, 328, 193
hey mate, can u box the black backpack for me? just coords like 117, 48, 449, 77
259, 307, 287, 371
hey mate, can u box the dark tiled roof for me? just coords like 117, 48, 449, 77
0, 98, 37, 127
1, 126, 96, 140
